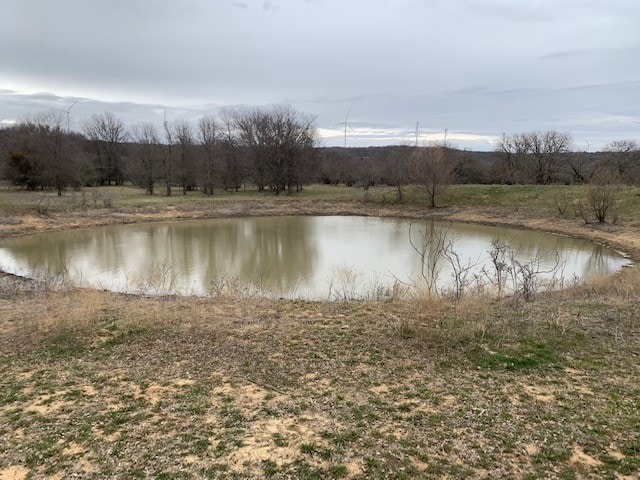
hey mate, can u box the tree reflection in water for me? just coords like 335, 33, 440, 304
0, 217, 630, 299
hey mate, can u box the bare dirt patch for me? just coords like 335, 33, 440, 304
571, 444, 603, 467
228, 415, 334, 473
62, 443, 84, 456
0, 466, 30, 480
522, 384, 555, 403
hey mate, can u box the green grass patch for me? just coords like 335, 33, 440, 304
330, 429, 361, 446
467, 339, 559, 371
46, 332, 87, 358
25, 438, 63, 467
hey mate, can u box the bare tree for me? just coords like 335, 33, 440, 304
172, 120, 195, 195
410, 145, 455, 208
384, 144, 412, 203
130, 122, 160, 195
602, 140, 640, 184
565, 152, 595, 184
219, 109, 244, 192
36, 112, 73, 196
231, 105, 317, 194
82, 112, 127, 186
494, 131, 572, 184
5, 112, 80, 195
528, 130, 572, 184
355, 155, 378, 192
453, 149, 487, 184
494, 133, 530, 184
198, 114, 218, 195
232, 107, 268, 191
316, 148, 360, 186
160, 119, 174, 196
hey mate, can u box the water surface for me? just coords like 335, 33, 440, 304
0, 216, 630, 299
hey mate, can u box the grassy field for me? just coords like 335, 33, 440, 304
1, 182, 639, 220
0, 183, 639, 479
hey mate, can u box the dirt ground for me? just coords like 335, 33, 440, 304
0, 196, 639, 479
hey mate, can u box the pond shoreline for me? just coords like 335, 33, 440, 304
4, 214, 626, 300
0, 199, 637, 289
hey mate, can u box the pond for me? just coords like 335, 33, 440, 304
0, 216, 631, 300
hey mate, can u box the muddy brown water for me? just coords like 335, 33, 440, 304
0, 216, 630, 299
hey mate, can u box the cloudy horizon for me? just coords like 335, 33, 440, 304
1, 0, 639, 151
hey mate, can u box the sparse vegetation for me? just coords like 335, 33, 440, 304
585, 168, 622, 224
0, 183, 639, 479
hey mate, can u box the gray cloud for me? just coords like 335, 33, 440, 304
537, 49, 590, 61
262, 1, 282, 12
1, 0, 639, 150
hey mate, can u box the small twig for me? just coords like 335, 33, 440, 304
244, 377, 286, 395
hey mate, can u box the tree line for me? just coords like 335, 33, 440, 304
0, 105, 317, 197
0, 106, 638, 198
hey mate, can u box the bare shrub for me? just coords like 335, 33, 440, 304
484, 239, 511, 297
512, 248, 562, 301
24, 258, 71, 290
442, 244, 481, 300
325, 267, 410, 302
545, 304, 573, 334
408, 221, 451, 297
91, 184, 100, 206
131, 260, 180, 296
483, 239, 564, 302
552, 192, 569, 216
371, 280, 409, 302
576, 168, 621, 224
208, 274, 273, 299
327, 265, 362, 301
407, 226, 565, 302
585, 169, 621, 224
37, 194, 50, 215
410, 145, 455, 208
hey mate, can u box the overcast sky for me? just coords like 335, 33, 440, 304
1, 0, 639, 150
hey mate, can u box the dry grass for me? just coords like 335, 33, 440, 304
0, 186, 639, 478
1, 274, 639, 479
